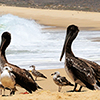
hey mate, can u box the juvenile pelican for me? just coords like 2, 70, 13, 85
60, 25, 100, 91
0, 32, 42, 94
51, 71, 74, 92
30, 65, 47, 81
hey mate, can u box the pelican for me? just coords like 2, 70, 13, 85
51, 71, 74, 92
0, 32, 42, 94
30, 65, 47, 81
60, 25, 100, 92
0, 66, 17, 96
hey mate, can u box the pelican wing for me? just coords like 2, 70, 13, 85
66, 56, 96, 89
79, 57, 100, 80
6, 63, 37, 93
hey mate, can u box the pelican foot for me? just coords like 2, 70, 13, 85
67, 89, 79, 92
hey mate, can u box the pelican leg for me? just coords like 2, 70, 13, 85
67, 83, 77, 92
72, 83, 77, 92
78, 86, 82, 92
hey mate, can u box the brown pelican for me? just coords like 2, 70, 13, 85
0, 66, 17, 96
60, 25, 100, 92
0, 32, 42, 94
30, 65, 47, 81
51, 71, 74, 92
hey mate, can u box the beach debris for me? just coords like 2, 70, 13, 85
20, 92, 29, 94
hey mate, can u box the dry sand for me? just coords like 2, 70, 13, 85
0, 6, 100, 100
0, 68, 98, 100
0, 6, 100, 30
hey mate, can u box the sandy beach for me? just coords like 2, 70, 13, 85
0, 68, 99, 100
0, 6, 100, 30
0, 6, 100, 100
0, 68, 98, 100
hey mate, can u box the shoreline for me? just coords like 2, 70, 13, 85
0, 6, 100, 30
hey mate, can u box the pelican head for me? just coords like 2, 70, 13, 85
1, 32, 11, 52
60, 25, 79, 61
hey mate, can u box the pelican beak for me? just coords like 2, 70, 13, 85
60, 31, 71, 61
0, 38, 6, 51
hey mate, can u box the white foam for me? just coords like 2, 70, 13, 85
0, 14, 44, 49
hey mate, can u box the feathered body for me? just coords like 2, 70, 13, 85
0, 32, 42, 94
60, 25, 100, 91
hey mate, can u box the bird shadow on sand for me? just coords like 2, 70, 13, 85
35, 79, 46, 81
67, 90, 87, 92
2, 95, 9, 97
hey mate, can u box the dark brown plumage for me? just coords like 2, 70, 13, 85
30, 65, 47, 81
0, 32, 42, 94
51, 71, 74, 92
74, 57, 100, 91
60, 25, 100, 92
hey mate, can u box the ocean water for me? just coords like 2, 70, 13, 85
0, 14, 100, 70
